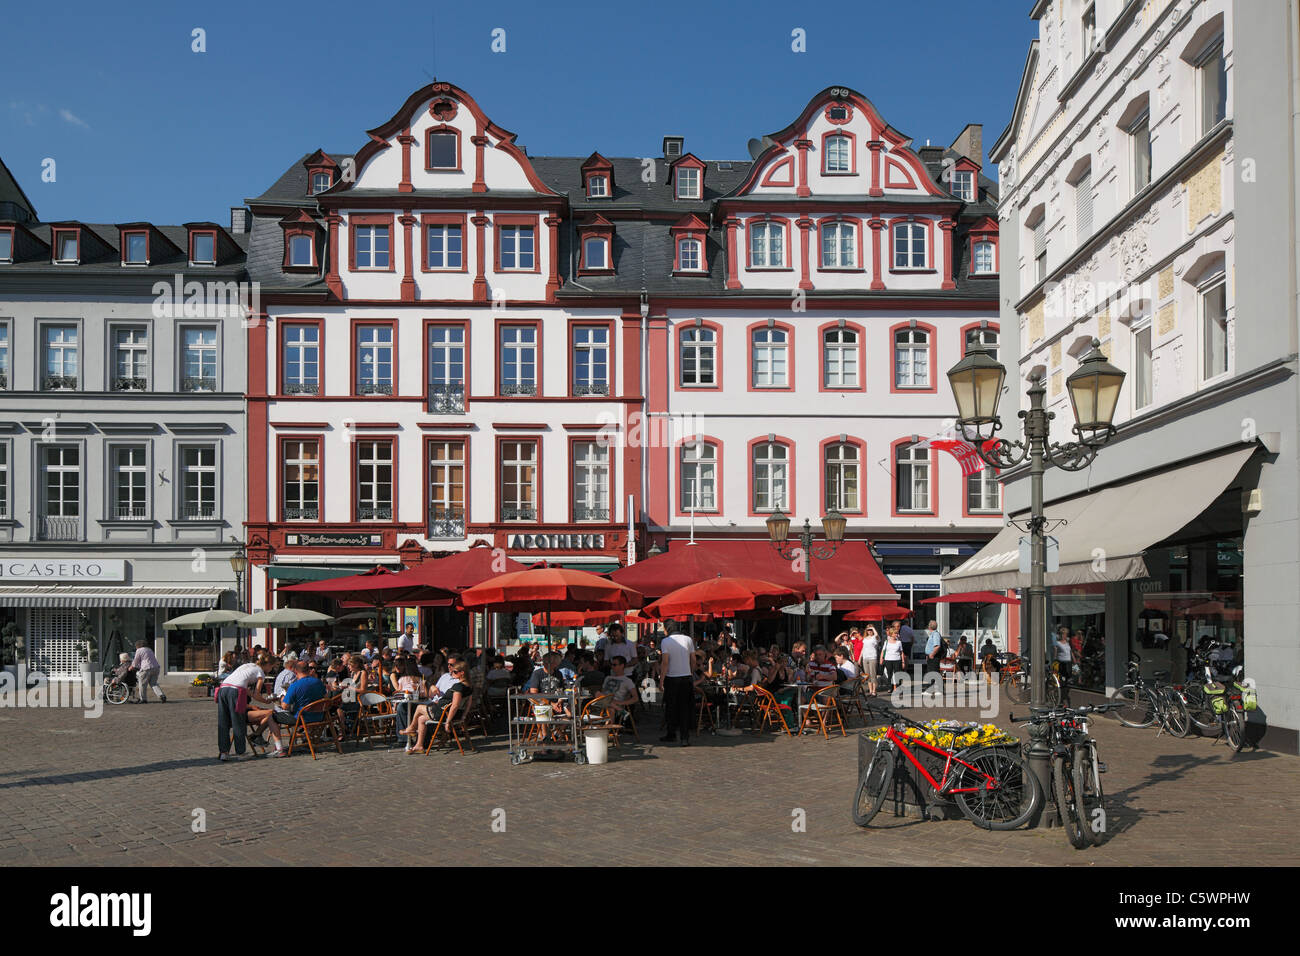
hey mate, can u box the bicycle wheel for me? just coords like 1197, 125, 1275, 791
104, 682, 129, 705
1073, 745, 1105, 847
1223, 707, 1246, 752
1159, 687, 1191, 738
1044, 676, 1062, 708
1053, 754, 1088, 849
1108, 685, 1156, 728
1184, 687, 1219, 735
954, 746, 1043, 830
851, 745, 895, 827
1003, 669, 1032, 705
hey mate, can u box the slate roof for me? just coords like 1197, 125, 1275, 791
0, 156, 37, 222
245, 153, 354, 207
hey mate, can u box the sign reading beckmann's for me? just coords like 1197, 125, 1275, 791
508, 534, 606, 551
0, 559, 127, 582
286, 533, 383, 548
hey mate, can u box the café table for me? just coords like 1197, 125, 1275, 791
783, 682, 819, 733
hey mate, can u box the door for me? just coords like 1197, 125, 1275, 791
29, 608, 83, 677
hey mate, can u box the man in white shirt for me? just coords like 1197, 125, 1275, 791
603, 623, 635, 670
398, 623, 418, 654
273, 662, 297, 701
131, 641, 166, 703
657, 621, 697, 747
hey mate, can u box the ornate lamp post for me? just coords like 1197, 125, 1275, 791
946, 339, 1124, 823
229, 539, 249, 650
765, 509, 847, 650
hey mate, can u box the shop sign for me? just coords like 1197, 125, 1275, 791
508, 534, 606, 550
0, 559, 126, 582
285, 533, 383, 548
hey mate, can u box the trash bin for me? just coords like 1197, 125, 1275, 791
584, 729, 609, 764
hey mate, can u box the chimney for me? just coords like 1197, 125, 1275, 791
662, 136, 684, 160
950, 124, 984, 166
229, 206, 249, 233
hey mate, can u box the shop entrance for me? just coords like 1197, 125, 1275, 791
28, 608, 82, 678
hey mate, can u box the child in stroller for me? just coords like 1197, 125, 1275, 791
104, 653, 139, 705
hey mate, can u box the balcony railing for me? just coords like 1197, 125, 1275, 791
574, 383, 609, 397
39, 515, 81, 540
428, 383, 466, 413
501, 383, 537, 397
285, 506, 319, 521
358, 382, 393, 395
182, 376, 216, 393
182, 504, 217, 520
114, 504, 148, 520
574, 505, 609, 522
284, 382, 319, 395
0, 373, 8, 390
42, 375, 77, 391
502, 506, 536, 522
358, 505, 393, 521
112, 376, 147, 392
428, 506, 465, 539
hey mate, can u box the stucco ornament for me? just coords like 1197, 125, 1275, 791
1119, 215, 1150, 283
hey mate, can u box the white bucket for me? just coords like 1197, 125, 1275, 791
584, 729, 609, 764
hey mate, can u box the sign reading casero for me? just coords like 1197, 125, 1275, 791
508, 534, 606, 551
1, 559, 127, 582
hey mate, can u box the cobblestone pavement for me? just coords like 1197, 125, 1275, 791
0, 687, 1296, 866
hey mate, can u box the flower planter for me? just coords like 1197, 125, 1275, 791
188, 686, 214, 698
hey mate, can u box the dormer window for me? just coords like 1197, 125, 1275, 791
123, 231, 148, 265
54, 229, 80, 264
0, 228, 13, 263
587, 175, 608, 198
677, 238, 702, 271
581, 151, 615, 200
676, 166, 700, 199
189, 231, 216, 266
583, 237, 609, 270
670, 214, 709, 275
310, 171, 332, 195
289, 235, 314, 267
576, 214, 614, 274
951, 169, 974, 202
425, 128, 460, 170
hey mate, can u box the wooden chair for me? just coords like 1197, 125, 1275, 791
352, 692, 396, 747
752, 686, 793, 736
798, 684, 846, 739
695, 688, 717, 733
422, 699, 477, 755
581, 693, 621, 745
837, 677, 868, 725
462, 689, 492, 741
285, 698, 344, 759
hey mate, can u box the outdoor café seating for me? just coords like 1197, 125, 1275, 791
286, 697, 344, 760
798, 684, 847, 739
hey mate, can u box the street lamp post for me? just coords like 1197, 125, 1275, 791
229, 539, 248, 649
765, 509, 847, 651
945, 338, 1125, 826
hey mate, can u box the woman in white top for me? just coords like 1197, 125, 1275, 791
216, 656, 273, 761
859, 626, 881, 697
880, 629, 905, 687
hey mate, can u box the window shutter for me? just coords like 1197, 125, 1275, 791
1075, 169, 1093, 239
1033, 219, 1046, 257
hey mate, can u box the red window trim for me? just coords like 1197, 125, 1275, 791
884, 154, 919, 190
119, 228, 150, 265
0, 225, 14, 262
890, 435, 939, 518
495, 317, 543, 397
350, 318, 399, 398
759, 155, 795, 188
746, 435, 797, 518
819, 435, 867, 516
188, 228, 217, 266
568, 435, 614, 524
349, 213, 396, 273
817, 320, 867, 393
745, 217, 793, 271
967, 217, 1000, 276
671, 154, 706, 200
580, 151, 615, 199
585, 173, 610, 199
889, 320, 938, 395
674, 434, 724, 517
307, 169, 334, 195
820, 129, 858, 175
277, 433, 325, 524
888, 217, 934, 272
814, 215, 865, 271
958, 320, 1000, 361
423, 434, 471, 535
576, 216, 615, 274
496, 434, 543, 524
282, 227, 318, 271
351, 435, 399, 524
746, 320, 796, 392
420, 212, 469, 273
494, 213, 541, 274
567, 318, 616, 397
674, 320, 723, 392
423, 318, 471, 412
670, 215, 709, 274
949, 157, 981, 202
961, 465, 1002, 519
424, 125, 463, 172
278, 317, 325, 397
52, 226, 81, 264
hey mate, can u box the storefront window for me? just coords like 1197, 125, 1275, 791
1049, 583, 1106, 692
162, 607, 219, 672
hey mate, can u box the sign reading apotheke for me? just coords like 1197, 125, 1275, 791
0, 559, 126, 582
508, 534, 606, 550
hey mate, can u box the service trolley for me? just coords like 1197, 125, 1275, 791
506, 687, 586, 765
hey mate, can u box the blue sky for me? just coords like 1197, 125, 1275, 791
4, 0, 1038, 225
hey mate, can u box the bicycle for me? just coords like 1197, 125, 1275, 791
1108, 656, 1190, 736
1176, 651, 1252, 751
1011, 702, 1122, 849
852, 703, 1043, 831
1000, 654, 1065, 707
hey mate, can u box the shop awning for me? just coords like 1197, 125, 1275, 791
0, 585, 229, 608
267, 565, 391, 582
942, 445, 1255, 593
609, 538, 897, 602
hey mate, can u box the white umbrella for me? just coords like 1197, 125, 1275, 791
239, 608, 335, 628
162, 609, 246, 631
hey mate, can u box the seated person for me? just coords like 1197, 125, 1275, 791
575, 654, 606, 693
597, 656, 640, 726
832, 647, 859, 685
405, 662, 471, 753
955, 637, 975, 673
269, 661, 326, 756
485, 656, 513, 701
273, 659, 298, 702
805, 646, 838, 687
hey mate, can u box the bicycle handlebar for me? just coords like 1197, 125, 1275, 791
1010, 702, 1123, 723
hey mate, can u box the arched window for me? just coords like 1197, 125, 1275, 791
824, 134, 851, 173
751, 327, 788, 388
893, 222, 926, 269
752, 442, 789, 512
820, 221, 856, 268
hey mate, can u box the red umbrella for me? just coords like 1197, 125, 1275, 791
640, 576, 812, 621
279, 566, 456, 607
459, 567, 643, 650
920, 591, 1019, 606
383, 544, 531, 592
842, 603, 911, 622
530, 609, 626, 628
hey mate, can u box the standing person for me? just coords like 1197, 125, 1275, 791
849, 628, 864, 664
604, 623, 635, 668
216, 656, 273, 762
131, 640, 166, 704
859, 625, 881, 696
1054, 627, 1074, 705
399, 622, 418, 655
924, 621, 945, 675
898, 619, 915, 665
593, 624, 609, 655
658, 621, 697, 747
880, 626, 905, 690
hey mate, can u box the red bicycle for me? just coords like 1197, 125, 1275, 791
852, 704, 1043, 829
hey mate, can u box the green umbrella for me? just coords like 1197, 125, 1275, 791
239, 608, 335, 628
162, 609, 246, 631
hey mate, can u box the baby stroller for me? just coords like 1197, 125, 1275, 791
104, 656, 138, 705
